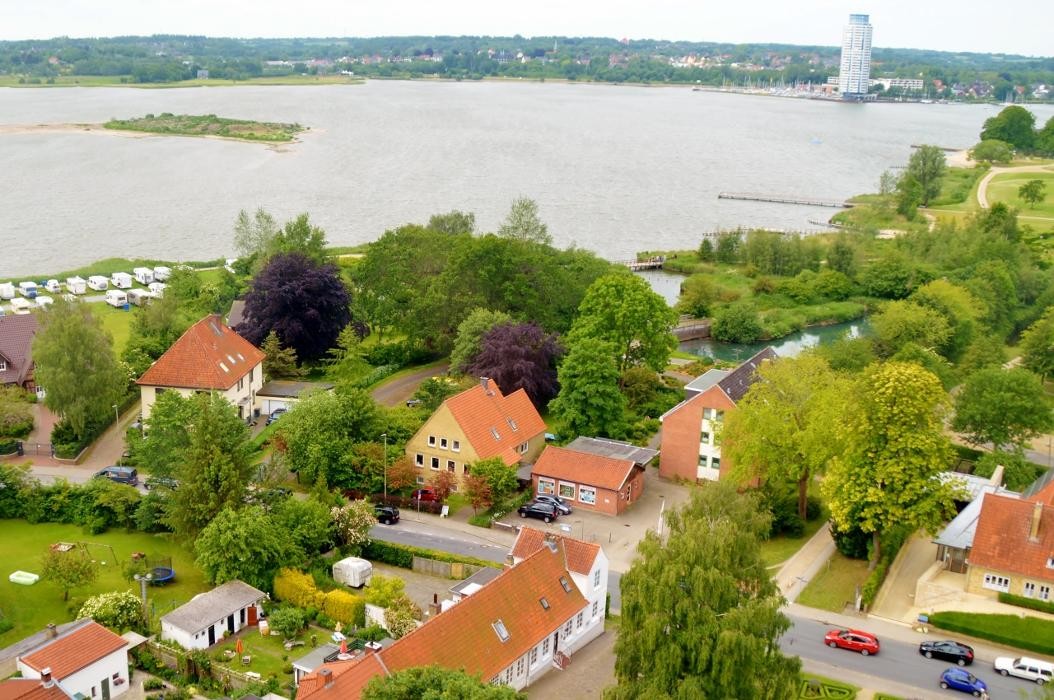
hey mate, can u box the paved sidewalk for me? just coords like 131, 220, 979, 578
870, 533, 938, 623
775, 521, 835, 603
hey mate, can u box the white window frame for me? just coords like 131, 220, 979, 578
558, 481, 576, 499
593, 569, 601, 589
542, 637, 550, 657
518, 441, 529, 454
576, 611, 583, 628
592, 600, 599, 618
431, 457, 440, 470
710, 456, 721, 470
0, 360, 6, 372
1024, 581, 1036, 598
427, 435, 436, 447
578, 485, 597, 505
537, 478, 555, 495
982, 573, 1010, 593
440, 438, 448, 450
452, 440, 461, 452
447, 460, 456, 472
415, 453, 424, 467
1040, 585, 1050, 601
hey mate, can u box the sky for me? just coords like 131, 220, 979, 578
2, 0, 1051, 57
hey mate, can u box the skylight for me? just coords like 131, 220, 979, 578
507, 417, 518, 431
559, 576, 572, 593
492, 619, 510, 643
539, 597, 550, 610
218, 362, 229, 373
490, 427, 501, 440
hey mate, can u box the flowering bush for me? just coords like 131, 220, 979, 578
78, 590, 143, 631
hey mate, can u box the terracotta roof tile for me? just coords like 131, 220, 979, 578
444, 380, 546, 465
969, 494, 1054, 582
0, 314, 38, 386
20, 621, 127, 680
136, 314, 264, 390
296, 654, 388, 699
532, 445, 637, 491
0, 679, 67, 700
510, 527, 601, 576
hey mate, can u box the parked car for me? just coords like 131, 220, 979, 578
411, 488, 438, 502
144, 476, 179, 491
533, 494, 573, 515
518, 501, 559, 523
920, 640, 974, 666
405, 399, 422, 408
375, 504, 400, 525
940, 667, 989, 697
824, 628, 879, 656
265, 408, 287, 425
93, 466, 139, 486
994, 656, 1054, 684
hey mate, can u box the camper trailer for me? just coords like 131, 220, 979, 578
152, 266, 172, 282
35, 295, 54, 309
0, 283, 14, 300
44, 279, 61, 293
332, 557, 373, 588
9, 298, 33, 315
128, 289, 156, 307
110, 272, 133, 289
87, 275, 109, 291
105, 290, 128, 308
18, 282, 37, 299
133, 267, 155, 285
65, 277, 87, 295
148, 282, 166, 297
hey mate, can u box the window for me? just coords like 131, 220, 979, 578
1025, 582, 1037, 598
91, 688, 96, 697
982, 573, 1010, 592
0, 361, 7, 372
452, 440, 461, 452
710, 457, 720, 470
564, 620, 573, 636
516, 658, 524, 676
111, 673, 119, 681
576, 612, 583, 629
1047, 557, 1054, 569
428, 435, 436, 446
539, 597, 550, 610
559, 576, 572, 593
558, 482, 576, 499
463, 465, 470, 476
592, 600, 599, 618
530, 648, 537, 666
702, 408, 713, 420
431, 457, 440, 470
490, 427, 501, 440
504, 668, 512, 684
240, 608, 246, 624
698, 455, 708, 467
416, 476, 425, 484
492, 619, 510, 642
579, 485, 597, 505
440, 438, 448, 449
1040, 585, 1051, 601
594, 569, 601, 589
538, 479, 555, 495
507, 417, 519, 432
237, 377, 244, 391
447, 460, 456, 472
715, 410, 725, 423
542, 637, 550, 656
700, 431, 710, 444
518, 441, 529, 454
415, 453, 423, 467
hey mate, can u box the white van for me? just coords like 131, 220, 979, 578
133, 267, 155, 285
9, 298, 33, 315
127, 289, 155, 307
995, 656, 1054, 684
65, 276, 87, 295
0, 283, 14, 300
152, 266, 172, 281
18, 282, 37, 299
110, 272, 133, 289
87, 275, 109, 291
105, 290, 128, 308
148, 282, 166, 297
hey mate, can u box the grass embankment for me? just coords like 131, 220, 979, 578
761, 516, 827, 568
928, 611, 1054, 656
0, 74, 363, 88
796, 552, 870, 613
0, 520, 207, 647
105, 113, 305, 143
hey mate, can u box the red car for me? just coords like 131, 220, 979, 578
411, 488, 438, 502
824, 629, 880, 656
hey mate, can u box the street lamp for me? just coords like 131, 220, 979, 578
112, 404, 119, 425
381, 433, 388, 501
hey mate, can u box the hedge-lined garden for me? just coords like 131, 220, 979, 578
928, 611, 1054, 656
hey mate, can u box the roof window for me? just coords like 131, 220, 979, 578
507, 417, 518, 432
539, 597, 550, 610
490, 427, 501, 440
227, 354, 237, 365
218, 361, 229, 373
559, 576, 572, 593
492, 619, 510, 643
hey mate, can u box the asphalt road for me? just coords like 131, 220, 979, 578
783, 613, 1034, 699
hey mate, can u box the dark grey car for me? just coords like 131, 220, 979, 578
534, 494, 573, 515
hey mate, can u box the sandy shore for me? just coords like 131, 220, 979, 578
0, 122, 300, 150
946, 149, 973, 168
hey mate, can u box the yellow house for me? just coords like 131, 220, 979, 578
405, 378, 547, 488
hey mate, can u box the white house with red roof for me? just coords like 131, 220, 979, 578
13, 620, 129, 700
404, 378, 547, 487
136, 314, 265, 421
294, 529, 607, 699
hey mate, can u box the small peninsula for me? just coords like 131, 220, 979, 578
103, 113, 306, 142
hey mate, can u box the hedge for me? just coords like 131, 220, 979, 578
361, 540, 501, 571
861, 525, 911, 607
928, 611, 1054, 656
274, 568, 324, 609
799, 673, 858, 699
997, 592, 1054, 616
322, 589, 366, 627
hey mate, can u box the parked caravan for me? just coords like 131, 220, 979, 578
87, 275, 109, 291
152, 266, 172, 281
105, 290, 128, 308
65, 277, 87, 295
35, 295, 54, 309
0, 283, 14, 300
127, 288, 156, 307
110, 272, 133, 289
332, 557, 373, 588
9, 298, 33, 315
133, 267, 155, 285
148, 282, 166, 297
18, 282, 37, 299
44, 279, 61, 293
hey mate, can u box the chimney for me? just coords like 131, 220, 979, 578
480, 377, 493, 395
41, 668, 53, 688
320, 668, 333, 688
988, 465, 1005, 488
428, 593, 442, 618
45, 623, 57, 639
1030, 501, 1044, 542
543, 532, 558, 553
364, 641, 383, 654
504, 554, 515, 569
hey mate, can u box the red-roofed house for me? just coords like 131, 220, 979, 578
15, 620, 130, 700
0, 314, 38, 391
966, 493, 1054, 600
296, 530, 607, 699
0, 678, 67, 700
531, 445, 644, 515
404, 378, 546, 487
136, 314, 265, 421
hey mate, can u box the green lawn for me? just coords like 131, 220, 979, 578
796, 552, 870, 613
89, 303, 135, 354
210, 624, 333, 686
761, 516, 826, 568
0, 520, 209, 646
986, 171, 1054, 230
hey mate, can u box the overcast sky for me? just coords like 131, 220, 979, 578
3, 0, 1051, 57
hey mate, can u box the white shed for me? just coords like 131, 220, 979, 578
111, 272, 133, 289
160, 580, 265, 650
87, 275, 109, 291
35, 296, 54, 309
66, 276, 87, 294
333, 557, 373, 588
133, 267, 155, 285
153, 266, 172, 281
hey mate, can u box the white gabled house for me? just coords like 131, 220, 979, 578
14, 619, 130, 700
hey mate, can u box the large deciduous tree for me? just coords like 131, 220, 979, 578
822, 362, 959, 567
195, 506, 297, 591
1019, 179, 1047, 209
870, 300, 951, 358
952, 368, 1054, 449
722, 354, 848, 520
466, 323, 562, 408
1020, 307, 1054, 379
608, 482, 799, 699
135, 391, 198, 479
906, 145, 947, 206
331, 499, 378, 548
238, 252, 351, 362
980, 105, 1036, 151
232, 207, 280, 261
497, 197, 551, 245
466, 457, 518, 504
427, 210, 476, 236
33, 300, 126, 440
909, 280, 984, 363
362, 666, 525, 700
549, 338, 626, 438
450, 308, 513, 373
568, 272, 677, 374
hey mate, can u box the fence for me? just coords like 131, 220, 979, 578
411, 555, 486, 580
145, 640, 258, 691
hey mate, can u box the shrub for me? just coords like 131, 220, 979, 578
467, 513, 492, 528
830, 522, 870, 560
267, 605, 307, 639
143, 678, 164, 691
360, 540, 498, 571
998, 592, 1054, 615
273, 568, 324, 609
322, 589, 366, 627
928, 612, 1054, 656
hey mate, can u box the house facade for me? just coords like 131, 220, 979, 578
659, 348, 777, 482
160, 580, 266, 650
136, 314, 265, 421
15, 620, 130, 700
531, 445, 644, 516
405, 378, 546, 488
0, 314, 38, 391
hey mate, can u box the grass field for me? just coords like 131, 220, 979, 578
0, 520, 208, 647
796, 552, 870, 613
89, 303, 135, 354
986, 171, 1054, 223
761, 517, 827, 568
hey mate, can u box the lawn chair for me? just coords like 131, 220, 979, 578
241, 655, 251, 666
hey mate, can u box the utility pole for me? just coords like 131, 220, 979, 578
381, 433, 388, 500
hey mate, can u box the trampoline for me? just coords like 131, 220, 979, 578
150, 566, 175, 585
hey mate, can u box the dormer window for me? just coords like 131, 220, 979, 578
0, 360, 6, 372
492, 619, 510, 642
1048, 557, 1054, 569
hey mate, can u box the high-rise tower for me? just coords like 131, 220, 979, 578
838, 14, 873, 98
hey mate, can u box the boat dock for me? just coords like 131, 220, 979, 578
620, 257, 665, 271
718, 192, 851, 208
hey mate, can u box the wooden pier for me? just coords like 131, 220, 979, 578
718, 192, 851, 208
620, 257, 665, 271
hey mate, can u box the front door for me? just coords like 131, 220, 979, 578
207, 626, 215, 646
227, 614, 235, 634
247, 606, 258, 626
101, 678, 110, 700
553, 631, 559, 653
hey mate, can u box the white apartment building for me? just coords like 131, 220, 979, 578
838, 13, 873, 97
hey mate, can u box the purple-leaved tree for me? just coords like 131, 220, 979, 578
466, 322, 562, 408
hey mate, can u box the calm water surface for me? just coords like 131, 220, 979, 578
1, 81, 1051, 277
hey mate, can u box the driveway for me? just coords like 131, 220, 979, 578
370, 361, 450, 407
